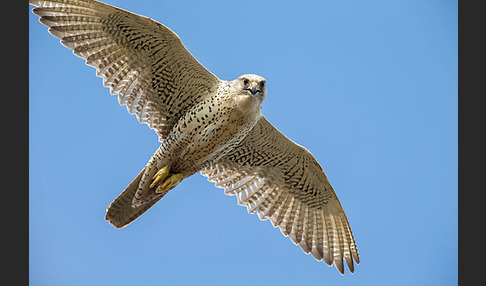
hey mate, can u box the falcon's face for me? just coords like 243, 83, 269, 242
237, 74, 267, 101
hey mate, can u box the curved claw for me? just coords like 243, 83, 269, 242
150, 165, 170, 189
156, 173, 183, 193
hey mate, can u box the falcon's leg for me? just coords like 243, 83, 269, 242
149, 164, 184, 194
155, 173, 183, 194
150, 165, 170, 189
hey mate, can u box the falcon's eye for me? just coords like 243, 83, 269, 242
243, 78, 249, 85
260, 81, 265, 88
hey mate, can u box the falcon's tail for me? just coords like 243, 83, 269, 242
105, 167, 167, 228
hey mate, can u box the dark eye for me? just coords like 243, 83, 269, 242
243, 78, 249, 85
260, 81, 265, 88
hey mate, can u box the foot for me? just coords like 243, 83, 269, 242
156, 173, 183, 193
150, 165, 170, 189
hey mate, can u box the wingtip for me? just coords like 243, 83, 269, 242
31, 7, 45, 17
354, 252, 361, 265
344, 254, 356, 273
334, 258, 345, 275
322, 250, 333, 266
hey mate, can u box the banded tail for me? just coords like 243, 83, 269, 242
105, 167, 168, 228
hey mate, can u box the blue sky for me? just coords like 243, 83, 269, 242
29, 0, 457, 285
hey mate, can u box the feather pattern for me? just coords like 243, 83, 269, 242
31, 0, 359, 274
201, 117, 359, 274
30, 0, 221, 141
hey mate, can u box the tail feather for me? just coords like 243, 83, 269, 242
105, 167, 167, 228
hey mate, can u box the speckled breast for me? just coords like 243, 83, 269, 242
161, 90, 262, 176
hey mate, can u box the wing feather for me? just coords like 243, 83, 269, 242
313, 210, 324, 261
281, 196, 296, 236
289, 201, 304, 245
201, 116, 359, 274
30, 0, 221, 141
300, 206, 313, 254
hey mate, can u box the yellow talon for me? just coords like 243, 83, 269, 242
156, 173, 183, 193
150, 165, 170, 189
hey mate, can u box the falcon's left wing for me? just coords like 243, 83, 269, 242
201, 116, 359, 274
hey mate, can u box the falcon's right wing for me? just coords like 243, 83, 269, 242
30, 0, 221, 141
201, 116, 359, 274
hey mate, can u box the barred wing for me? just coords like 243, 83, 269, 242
30, 0, 221, 140
201, 117, 359, 274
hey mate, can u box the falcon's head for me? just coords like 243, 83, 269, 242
236, 74, 267, 101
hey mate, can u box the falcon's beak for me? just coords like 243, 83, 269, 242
249, 82, 261, 96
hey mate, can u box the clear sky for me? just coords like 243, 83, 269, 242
29, 0, 458, 285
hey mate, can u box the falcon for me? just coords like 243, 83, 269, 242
30, 0, 360, 274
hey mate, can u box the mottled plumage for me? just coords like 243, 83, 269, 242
30, 0, 359, 274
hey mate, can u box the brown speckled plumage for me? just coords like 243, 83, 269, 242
30, 0, 359, 274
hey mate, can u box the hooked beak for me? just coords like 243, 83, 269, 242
248, 82, 261, 96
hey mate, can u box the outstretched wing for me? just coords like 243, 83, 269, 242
30, 0, 221, 141
201, 116, 359, 274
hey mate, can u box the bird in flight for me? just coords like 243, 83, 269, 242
30, 0, 360, 274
